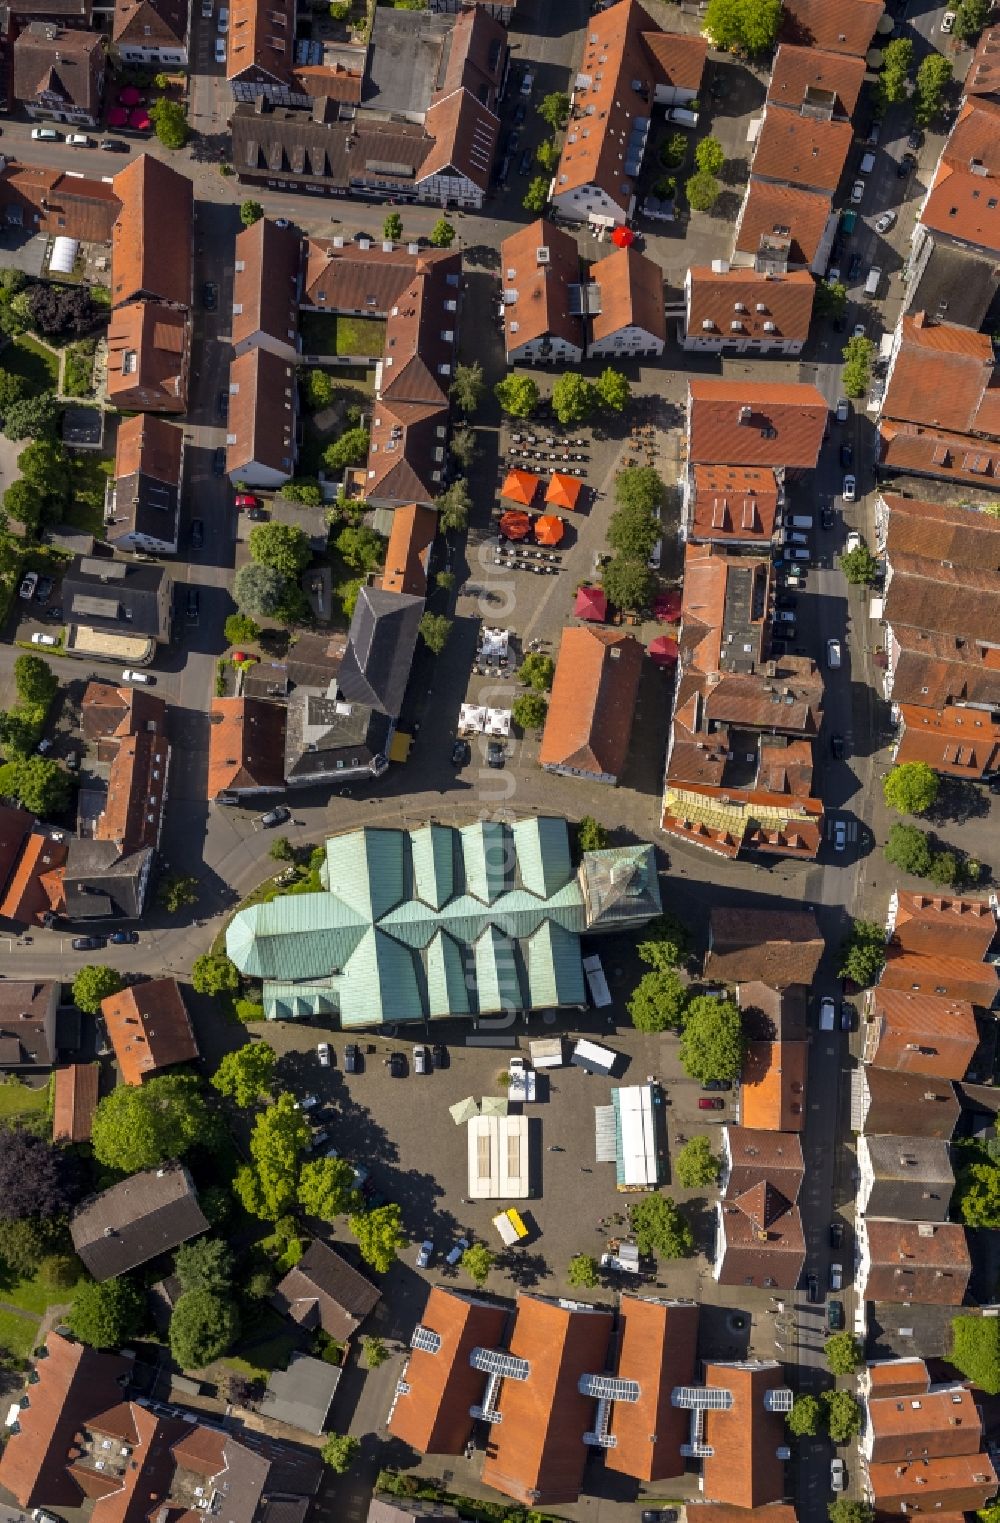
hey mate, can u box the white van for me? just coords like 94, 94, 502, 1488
865, 266, 882, 297
669, 106, 699, 127
30, 127, 59, 141
819, 997, 836, 1031
66, 133, 91, 146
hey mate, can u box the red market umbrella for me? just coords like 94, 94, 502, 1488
129, 108, 151, 130
119, 84, 142, 105
499, 510, 531, 541
653, 589, 682, 623
501, 468, 539, 505
611, 225, 635, 248
545, 472, 582, 510
107, 106, 128, 127
533, 514, 564, 546
574, 585, 608, 622
649, 635, 679, 667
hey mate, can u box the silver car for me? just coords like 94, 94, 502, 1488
831, 1459, 846, 1493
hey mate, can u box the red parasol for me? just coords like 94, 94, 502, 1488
648, 635, 679, 667
611, 226, 635, 248
533, 515, 564, 546
653, 589, 682, 623
574, 585, 608, 622
129, 109, 151, 130
545, 472, 582, 510
500, 468, 539, 504
106, 106, 128, 127
499, 510, 532, 540
118, 84, 143, 105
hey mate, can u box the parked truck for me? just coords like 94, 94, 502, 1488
508, 1056, 536, 1102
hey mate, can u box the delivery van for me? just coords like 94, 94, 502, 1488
493, 1209, 528, 1247
865, 266, 882, 297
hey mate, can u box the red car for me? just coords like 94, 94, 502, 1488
235, 493, 258, 510
698, 1097, 725, 1110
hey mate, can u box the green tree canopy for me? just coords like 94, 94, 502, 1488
191, 953, 241, 996
303, 369, 334, 411
823, 1389, 862, 1443
552, 371, 596, 426
523, 176, 550, 214
615, 466, 664, 514
363, 1335, 389, 1368
816, 280, 848, 321
495, 374, 540, 418
450, 425, 477, 470
535, 138, 561, 173
538, 90, 570, 130
955, 0, 991, 40
349, 1202, 406, 1272
704, 0, 781, 51
224, 612, 260, 645
429, 218, 456, 248
240, 200, 263, 226
335, 524, 385, 572
952, 1142, 1000, 1227
250, 521, 312, 577
840, 544, 879, 584
879, 37, 914, 109
685, 170, 721, 213
91, 1075, 214, 1174
951, 1315, 1000, 1392
695, 137, 725, 175
577, 816, 608, 852
884, 761, 939, 815
321, 1435, 360, 1474
915, 53, 952, 125
68, 1277, 144, 1348
884, 822, 933, 877
14, 653, 57, 708
3, 392, 59, 442
451, 361, 484, 415
211, 1042, 275, 1107
236, 1092, 310, 1220
839, 919, 887, 986
298, 1156, 357, 1220
419, 613, 453, 655
674, 1135, 721, 1189
929, 849, 961, 887
72, 965, 123, 1015
174, 1237, 234, 1294
325, 427, 370, 470
520, 652, 555, 691
825, 1331, 863, 1376
3, 479, 41, 530
512, 692, 548, 731
602, 555, 654, 612
786, 1393, 822, 1438
568, 1253, 599, 1288
828, 1503, 873, 1523
170, 1289, 240, 1369
0, 1216, 62, 1279
461, 1242, 495, 1287
630, 1194, 693, 1258
636, 912, 692, 971
0, 755, 72, 815
679, 995, 743, 1082
234, 562, 288, 618
628, 969, 688, 1033
842, 335, 876, 399
437, 476, 471, 532
595, 367, 631, 412
607, 500, 660, 560
382, 211, 403, 242
148, 97, 189, 148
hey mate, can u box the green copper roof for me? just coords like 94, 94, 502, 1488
425, 930, 471, 1018
513, 817, 573, 899
461, 820, 511, 904
226, 893, 368, 981
338, 928, 424, 1027
410, 824, 455, 910
474, 924, 522, 1015
263, 980, 341, 1021
327, 828, 407, 922
526, 919, 586, 1009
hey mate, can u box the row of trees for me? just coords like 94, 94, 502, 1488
601, 466, 664, 612
382, 211, 456, 249
876, 37, 953, 126
786, 1389, 862, 1443
494, 367, 631, 424
841, 335, 875, 401
233, 521, 314, 623
884, 822, 976, 890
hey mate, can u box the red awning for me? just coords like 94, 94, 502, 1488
648, 636, 679, 666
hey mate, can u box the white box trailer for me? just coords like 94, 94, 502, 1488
529, 1038, 564, 1069
582, 954, 612, 1007
571, 1037, 619, 1075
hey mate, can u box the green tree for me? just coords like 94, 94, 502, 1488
823, 1389, 862, 1443
577, 815, 608, 852
250, 521, 312, 577
538, 90, 570, 130
602, 555, 654, 611
325, 427, 371, 470
240, 200, 263, 227
512, 692, 548, 731
3, 479, 41, 530
884, 822, 933, 877
0, 1216, 61, 1278
824, 1331, 863, 1376
786, 1393, 822, 1438
450, 424, 477, 469
951, 1315, 1000, 1393
884, 761, 940, 815
704, 0, 781, 51
608, 500, 660, 559
170, 1289, 240, 1369
13, 653, 56, 707
382, 211, 403, 242
630, 1194, 693, 1258
915, 53, 952, 125
816, 280, 848, 321
3, 392, 59, 441
595, 367, 631, 413
68, 1277, 144, 1349
952, 1142, 1000, 1227
636, 913, 691, 972
568, 1252, 600, 1288
18, 439, 71, 513
234, 562, 288, 618
523, 177, 550, 214
419, 613, 453, 655
451, 361, 484, 415
842, 335, 876, 399
955, 0, 991, 40
298, 1156, 357, 1220
535, 138, 561, 173
686, 170, 720, 212
175, 1237, 234, 1294
349, 1202, 406, 1273
321, 1435, 360, 1474
495, 374, 540, 418
303, 369, 334, 410
615, 466, 664, 515
461, 1242, 495, 1287
72, 964, 123, 1015
269, 836, 294, 862
224, 612, 261, 645
156, 872, 199, 912
335, 524, 384, 572
236, 1092, 310, 1221
1, 755, 72, 815
211, 1043, 275, 1107
695, 137, 725, 176
674, 1135, 721, 1189
839, 919, 886, 987
148, 96, 189, 148
628, 969, 688, 1034
191, 953, 241, 996
520, 652, 555, 691
840, 544, 879, 584
879, 37, 914, 110
429, 217, 456, 248
362, 1335, 389, 1368
437, 476, 471, 532
0, 370, 26, 412
929, 849, 961, 887
828, 1504, 873, 1523
679, 995, 743, 1083
91, 1075, 214, 1173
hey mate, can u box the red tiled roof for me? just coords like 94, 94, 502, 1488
114, 412, 182, 485
421, 87, 499, 196
640, 28, 706, 90
884, 551, 1000, 648
920, 154, 1000, 258
101, 977, 197, 1085
539, 627, 643, 780
868, 1381, 981, 1457
226, 347, 296, 478
381, 503, 437, 597
0, 162, 120, 243
605, 1297, 698, 1482
207, 697, 286, 798
878, 418, 1000, 486
881, 946, 999, 1005
0, 831, 68, 925
891, 889, 998, 961
741, 1040, 808, 1131
0, 802, 33, 895
767, 44, 866, 116
106, 302, 188, 414
232, 216, 301, 354
702, 1364, 788, 1507
389, 1287, 509, 1454
751, 110, 852, 193
227, 0, 296, 88
500, 218, 582, 355
862, 1219, 971, 1305
112, 154, 192, 310
779, 0, 884, 56
687, 267, 815, 346
590, 245, 666, 347
883, 492, 1000, 568
882, 314, 1000, 435
688, 464, 780, 544
895, 703, 1000, 778
867, 1451, 998, 1511
53, 1062, 99, 1143
688, 379, 827, 467
113, 0, 186, 48
94, 729, 169, 854
868, 986, 980, 1079
966, 25, 1000, 97
867, 1358, 930, 1397
734, 180, 832, 266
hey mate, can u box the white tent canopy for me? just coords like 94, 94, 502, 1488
50, 237, 79, 275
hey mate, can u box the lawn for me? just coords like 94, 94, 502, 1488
334, 315, 385, 358
67, 453, 113, 535
298, 311, 339, 356
3, 333, 59, 391
1, 1266, 87, 1316
0, 1306, 38, 1361
0, 1078, 48, 1123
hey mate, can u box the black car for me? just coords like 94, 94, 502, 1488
776, 593, 797, 610
831, 734, 845, 759
34, 575, 53, 602
848, 252, 862, 281
99, 138, 128, 151
907, 128, 923, 150
487, 740, 505, 769
72, 935, 104, 951
642, 1513, 679, 1523
509, 129, 521, 153
898, 152, 917, 178
388, 1051, 406, 1077
247, 505, 267, 521
109, 930, 139, 945
432, 1043, 448, 1069
343, 1042, 361, 1073
514, 100, 526, 124
827, 1299, 845, 1332
260, 805, 291, 828
821, 506, 835, 530
451, 739, 471, 767
703, 1078, 732, 1091
202, 281, 218, 311
190, 518, 204, 550
186, 586, 200, 623
840, 442, 854, 468
518, 149, 533, 176
213, 446, 226, 475
830, 1220, 844, 1249
217, 389, 229, 421
807, 1270, 821, 1304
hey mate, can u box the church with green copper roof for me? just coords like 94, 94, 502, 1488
226, 817, 661, 1026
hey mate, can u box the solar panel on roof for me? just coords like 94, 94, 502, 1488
411, 1325, 441, 1354
470, 1348, 529, 1380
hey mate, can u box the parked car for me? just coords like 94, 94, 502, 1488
899, 152, 917, 177
413, 1043, 429, 1075
827, 638, 842, 669
831, 1460, 846, 1495
698, 1096, 725, 1110
190, 518, 204, 549
432, 1042, 448, 1069
416, 1239, 434, 1268
703, 1078, 732, 1091
99, 138, 128, 151
344, 1043, 360, 1073
19, 571, 38, 600
875, 210, 897, 234
201, 0, 213, 14
451, 739, 471, 766
35, 575, 52, 602
842, 474, 856, 502
121, 669, 155, 685
830, 1262, 843, 1291
833, 819, 848, 852
518, 149, 532, 176
807, 1270, 821, 1303
841, 1002, 855, 1031
260, 805, 291, 828
848, 252, 863, 280
446, 1236, 469, 1265
31, 127, 60, 141
235, 493, 258, 510
840, 443, 853, 468
907, 128, 923, 150
66, 133, 91, 147
819, 997, 836, 1030
941, 9, 956, 30
835, 397, 849, 423
297, 1093, 319, 1110
217, 5, 228, 26
827, 1299, 845, 1332
821, 506, 835, 530
202, 281, 218, 310
830, 1220, 844, 1249
642, 1514, 679, 1523
214, 36, 226, 62
30, 632, 57, 646
487, 740, 505, 769
213, 446, 226, 475
850, 179, 865, 204
72, 936, 104, 951
317, 1042, 331, 1067
389, 1051, 406, 1077
109, 930, 138, 944
186, 587, 200, 623
217, 389, 229, 419
845, 530, 862, 554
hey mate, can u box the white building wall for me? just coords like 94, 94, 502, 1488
117, 40, 187, 64
551, 181, 627, 225
588, 323, 664, 359
507, 334, 584, 365
417, 169, 484, 209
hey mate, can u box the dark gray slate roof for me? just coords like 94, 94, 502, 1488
61, 555, 170, 640
63, 840, 153, 920
70, 1163, 208, 1280
259, 1353, 341, 1435
907, 241, 999, 332
337, 585, 424, 718
284, 690, 392, 782
271, 1238, 380, 1340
